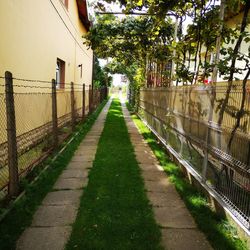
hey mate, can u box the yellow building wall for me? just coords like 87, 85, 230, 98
0, 0, 93, 144
0, 0, 93, 84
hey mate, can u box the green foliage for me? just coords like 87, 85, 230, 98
84, 13, 174, 93
90, 0, 250, 85
90, 0, 250, 129
93, 57, 112, 88
85, 13, 174, 62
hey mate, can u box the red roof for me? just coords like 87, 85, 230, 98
76, 0, 91, 31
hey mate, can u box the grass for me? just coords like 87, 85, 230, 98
0, 100, 108, 250
127, 103, 248, 250
66, 99, 162, 250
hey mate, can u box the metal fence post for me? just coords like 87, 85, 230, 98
89, 84, 92, 114
71, 82, 76, 131
82, 84, 85, 121
5, 71, 19, 197
51, 79, 58, 148
202, 86, 214, 182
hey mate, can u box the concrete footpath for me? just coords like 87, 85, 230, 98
121, 101, 213, 250
17, 100, 111, 250
17, 98, 212, 250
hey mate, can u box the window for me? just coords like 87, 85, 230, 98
56, 58, 65, 89
60, 0, 68, 9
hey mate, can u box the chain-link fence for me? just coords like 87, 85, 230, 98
138, 83, 250, 231
0, 72, 108, 201
0, 82, 8, 199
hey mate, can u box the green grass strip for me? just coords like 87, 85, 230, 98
0, 100, 108, 250
126, 103, 248, 250
66, 99, 162, 250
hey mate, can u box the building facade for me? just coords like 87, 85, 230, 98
0, 0, 93, 86
0, 0, 94, 184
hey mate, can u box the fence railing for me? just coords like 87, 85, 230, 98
0, 71, 108, 200
138, 84, 250, 231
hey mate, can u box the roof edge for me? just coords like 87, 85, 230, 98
76, 0, 91, 31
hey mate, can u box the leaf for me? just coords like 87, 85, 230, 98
137, 0, 143, 7
244, 36, 250, 43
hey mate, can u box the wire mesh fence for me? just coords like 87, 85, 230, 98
138, 83, 250, 231
0, 89, 8, 199
0, 72, 108, 201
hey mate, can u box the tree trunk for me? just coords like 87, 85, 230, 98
211, 0, 226, 84
171, 17, 179, 86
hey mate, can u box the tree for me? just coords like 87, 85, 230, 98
84, 13, 174, 100
93, 57, 112, 88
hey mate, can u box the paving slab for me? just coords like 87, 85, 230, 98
83, 137, 100, 141
147, 190, 186, 207
76, 141, 98, 146
74, 150, 97, 156
17, 226, 71, 250
67, 161, 93, 170
134, 149, 150, 154
53, 177, 88, 190
134, 147, 152, 153
153, 206, 197, 228
130, 138, 144, 142
43, 190, 82, 206
161, 228, 213, 250
60, 169, 89, 179
141, 170, 167, 181
144, 179, 175, 193
71, 155, 94, 162
136, 151, 156, 160
77, 145, 98, 151
32, 205, 77, 227
139, 163, 164, 172
121, 100, 212, 250
136, 156, 158, 164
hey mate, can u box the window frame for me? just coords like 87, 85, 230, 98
56, 58, 65, 89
